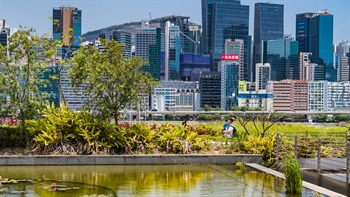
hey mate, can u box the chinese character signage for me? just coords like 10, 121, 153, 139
221, 54, 239, 60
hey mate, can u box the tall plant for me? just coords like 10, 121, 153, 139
283, 153, 303, 194
0, 28, 57, 142
69, 38, 158, 124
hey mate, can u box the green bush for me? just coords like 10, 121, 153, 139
0, 126, 26, 148
28, 104, 120, 154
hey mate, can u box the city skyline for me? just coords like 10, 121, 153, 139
0, 0, 348, 43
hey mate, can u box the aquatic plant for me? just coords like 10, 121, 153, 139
282, 153, 302, 194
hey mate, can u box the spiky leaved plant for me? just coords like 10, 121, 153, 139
283, 153, 303, 194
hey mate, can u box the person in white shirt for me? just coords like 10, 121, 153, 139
221, 118, 236, 137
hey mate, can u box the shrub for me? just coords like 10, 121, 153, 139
283, 153, 302, 194
0, 125, 25, 148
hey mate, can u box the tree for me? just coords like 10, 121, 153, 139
69, 38, 158, 124
45, 18, 83, 106
314, 113, 327, 122
0, 27, 56, 141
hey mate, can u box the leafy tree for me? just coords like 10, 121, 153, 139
314, 113, 327, 122
333, 114, 350, 122
0, 28, 56, 141
69, 38, 158, 124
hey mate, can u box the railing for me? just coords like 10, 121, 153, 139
275, 131, 350, 196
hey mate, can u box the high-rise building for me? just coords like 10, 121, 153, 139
225, 39, 244, 80
201, 0, 249, 79
113, 30, 131, 59
136, 26, 157, 62
255, 63, 271, 92
254, 3, 284, 79
299, 52, 324, 81
135, 24, 162, 80
199, 71, 221, 108
299, 52, 312, 80
264, 37, 298, 81
220, 60, 239, 110
147, 28, 162, 81
336, 40, 350, 82
296, 12, 334, 81
338, 57, 349, 82
98, 30, 131, 59
53, 6, 82, 46
160, 16, 193, 53
0, 20, 9, 47
164, 21, 181, 81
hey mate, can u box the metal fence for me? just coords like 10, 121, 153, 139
275, 131, 350, 196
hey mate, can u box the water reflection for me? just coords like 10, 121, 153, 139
0, 165, 324, 197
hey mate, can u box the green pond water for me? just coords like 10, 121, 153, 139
0, 165, 325, 197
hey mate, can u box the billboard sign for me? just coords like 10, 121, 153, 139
221, 54, 239, 61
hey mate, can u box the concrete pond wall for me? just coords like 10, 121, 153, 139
0, 154, 262, 166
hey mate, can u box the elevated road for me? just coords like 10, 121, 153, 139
126, 110, 350, 116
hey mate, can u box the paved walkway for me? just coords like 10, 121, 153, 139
298, 158, 347, 169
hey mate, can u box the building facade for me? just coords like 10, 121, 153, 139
327, 82, 350, 111
152, 81, 199, 111
199, 71, 221, 108
53, 6, 82, 46
113, 31, 131, 59
296, 12, 334, 81
238, 91, 273, 111
254, 2, 284, 80
201, 0, 250, 79
308, 81, 327, 111
220, 60, 239, 110
180, 53, 210, 81
0, 20, 9, 47
264, 37, 298, 81
164, 21, 181, 81
225, 39, 244, 80
272, 80, 308, 111
255, 63, 271, 92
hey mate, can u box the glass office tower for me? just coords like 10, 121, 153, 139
296, 12, 334, 81
201, 0, 249, 80
53, 6, 82, 47
264, 37, 298, 81
254, 3, 284, 80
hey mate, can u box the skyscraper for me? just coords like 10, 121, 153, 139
254, 3, 284, 79
225, 39, 244, 80
0, 20, 10, 47
296, 13, 313, 53
263, 37, 298, 81
53, 6, 82, 46
255, 63, 271, 92
164, 21, 181, 81
201, 0, 249, 79
296, 12, 334, 81
220, 60, 239, 110
112, 30, 131, 59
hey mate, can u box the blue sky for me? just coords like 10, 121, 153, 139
0, 0, 349, 43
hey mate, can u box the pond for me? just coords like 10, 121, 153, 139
0, 165, 325, 197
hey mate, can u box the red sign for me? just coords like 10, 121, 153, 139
221, 54, 239, 61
